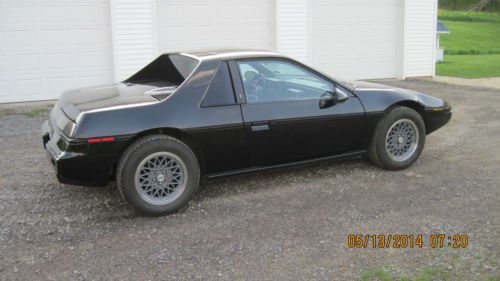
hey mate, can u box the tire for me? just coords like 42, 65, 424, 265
116, 135, 200, 216
368, 106, 426, 170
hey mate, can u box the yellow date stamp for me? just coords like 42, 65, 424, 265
347, 234, 469, 249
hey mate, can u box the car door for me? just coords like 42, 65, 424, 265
187, 61, 251, 174
229, 59, 366, 167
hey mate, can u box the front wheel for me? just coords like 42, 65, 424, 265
368, 106, 426, 170
116, 135, 200, 216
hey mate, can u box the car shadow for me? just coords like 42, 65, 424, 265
47, 157, 375, 226
196, 158, 372, 200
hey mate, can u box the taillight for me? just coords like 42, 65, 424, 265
87, 137, 115, 143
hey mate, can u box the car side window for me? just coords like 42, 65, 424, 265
237, 60, 333, 103
202, 62, 236, 107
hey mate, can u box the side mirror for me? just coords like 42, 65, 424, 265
319, 91, 336, 109
319, 87, 349, 109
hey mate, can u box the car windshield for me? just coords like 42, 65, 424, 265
125, 54, 199, 85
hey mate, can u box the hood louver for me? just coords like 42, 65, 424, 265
151, 93, 170, 101
145, 86, 177, 101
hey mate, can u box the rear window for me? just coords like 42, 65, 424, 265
202, 62, 236, 107
125, 54, 199, 85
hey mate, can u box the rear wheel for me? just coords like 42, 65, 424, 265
117, 135, 200, 216
368, 106, 426, 170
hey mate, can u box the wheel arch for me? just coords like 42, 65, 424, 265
389, 100, 427, 131
117, 128, 206, 179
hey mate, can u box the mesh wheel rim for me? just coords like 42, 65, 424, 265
385, 118, 419, 162
134, 151, 188, 205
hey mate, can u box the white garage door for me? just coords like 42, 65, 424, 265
156, 0, 275, 53
0, 0, 114, 103
311, 0, 402, 80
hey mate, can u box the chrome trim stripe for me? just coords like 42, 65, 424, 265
207, 150, 367, 179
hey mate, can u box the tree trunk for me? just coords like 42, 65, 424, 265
472, 0, 497, 11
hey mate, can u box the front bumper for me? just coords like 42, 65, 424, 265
42, 120, 130, 186
425, 104, 452, 134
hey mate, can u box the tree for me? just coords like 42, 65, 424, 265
472, 0, 498, 11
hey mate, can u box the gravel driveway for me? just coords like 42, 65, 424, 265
0, 80, 499, 281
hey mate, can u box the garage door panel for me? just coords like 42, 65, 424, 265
0, 81, 9, 99
7, 30, 41, 48
321, 62, 396, 79
312, 0, 401, 79
0, 55, 7, 72
3, 6, 38, 23
74, 51, 112, 68
7, 53, 41, 71
157, 0, 274, 52
313, 26, 396, 41
45, 77, 76, 95
317, 51, 398, 65
39, 6, 69, 23
159, 6, 209, 22
315, 11, 396, 25
41, 29, 73, 46
70, 4, 110, 23
9, 79, 42, 97
0, 0, 113, 103
73, 28, 112, 47
41, 53, 72, 69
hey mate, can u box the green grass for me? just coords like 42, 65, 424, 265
437, 54, 500, 78
360, 267, 393, 281
440, 21, 500, 55
436, 10, 500, 78
0, 107, 51, 118
360, 266, 500, 281
0, 108, 16, 117
360, 266, 450, 281
24, 107, 50, 118
439, 10, 500, 22
441, 20, 500, 55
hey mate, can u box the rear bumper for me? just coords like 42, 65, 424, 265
42, 121, 131, 187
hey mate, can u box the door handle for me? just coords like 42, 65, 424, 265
250, 121, 270, 132
251, 124, 270, 132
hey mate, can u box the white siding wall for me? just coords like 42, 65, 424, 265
0, 0, 114, 103
110, 0, 157, 81
276, 0, 310, 63
402, 0, 438, 77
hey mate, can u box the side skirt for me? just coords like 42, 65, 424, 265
206, 150, 367, 180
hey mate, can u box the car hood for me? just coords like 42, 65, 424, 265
57, 82, 177, 121
344, 80, 447, 109
344, 80, 409, 91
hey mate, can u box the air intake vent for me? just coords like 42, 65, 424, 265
151, 93, 170, 101
145, 86, 177, 101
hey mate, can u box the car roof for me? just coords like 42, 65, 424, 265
168, 49, 288, 61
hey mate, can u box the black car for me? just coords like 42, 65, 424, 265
42, 50, 451, 216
